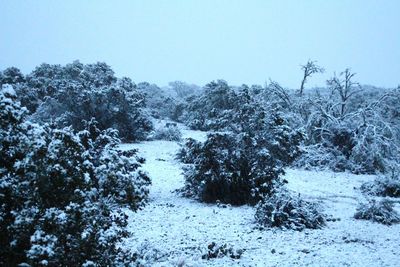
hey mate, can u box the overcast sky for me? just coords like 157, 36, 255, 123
1, 0, 399, 88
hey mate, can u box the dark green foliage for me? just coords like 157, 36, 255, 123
24, 200, 131, 266
0, 67, 25, 85
266, 110, 304, 165
176, 138, 202, 164
180, 133, 284, 205
202, 242, 244, 260
331, 128, 355, 158
178, 86, 303, 206
179, 72, 399, 174
8, 61, 152, 141
255, 188, 326, 231
354, 199, 400, 225
0, 90, 150, 266
181, 80, 239, 131
180, 82, 303, 167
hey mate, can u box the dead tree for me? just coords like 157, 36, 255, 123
327, 68, 362, 118
299, 60, 324, 96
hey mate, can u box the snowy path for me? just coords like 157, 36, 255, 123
121, 128, 400, 267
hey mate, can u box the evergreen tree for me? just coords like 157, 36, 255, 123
0, 88, 150, 265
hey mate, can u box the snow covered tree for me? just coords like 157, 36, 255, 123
168, 80, 201, 99
17, 61, 153, 141
181, 80, 238, 130
299, 60, 324, 96
266, 110, 304, 165
294, 69, 400, 173
327, 68, 362, 118
136, 81, 182, 120
176, 138, 202, 164
0, 67, 25, 86
228, 89, 303, 167
180, 133, 284, 205
0, 87, 150, 265
1, 61, 153, 141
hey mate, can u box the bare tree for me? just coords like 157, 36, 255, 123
327, 68, 362, 118
299, 60, 324, 96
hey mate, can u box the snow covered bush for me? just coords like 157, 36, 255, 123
354, 199, 400, 225
176, 138, 202, 164
23, 200, 132, 266
130, 241, 168, 266
137, 81, 184, 121
181, 80, 239, 131
201, 242, 244, 260
294, 143, 351, 172
295, 71, 400, 174
255, 188, 326, 231
0, 67, 25, 86
8, 61, 153, 141
180, 82, 303, 167
81, 119, 151, 209
264, 110, 304, 166
295, 119, 394, 174
0, 88, 150, 265
178, 96, 301, 206
361, 169, 400, 198
149, 124, 182, 141
35, 77, 153, 142
180, 133, 284, 205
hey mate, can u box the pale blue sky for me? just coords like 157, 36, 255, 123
1, 0, 399, 88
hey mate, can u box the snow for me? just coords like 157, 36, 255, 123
150, 118, 209, 142
1, 84, 16, 97
122, 128, 400, 266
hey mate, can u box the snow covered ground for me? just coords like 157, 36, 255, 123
120, 126, 400, 267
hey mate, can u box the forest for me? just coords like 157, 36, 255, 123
1, 61, 399, 266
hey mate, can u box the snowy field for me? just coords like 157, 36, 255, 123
120, 126, 400, 267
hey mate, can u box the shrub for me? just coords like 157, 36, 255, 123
130, 241, 168, 266
0, 67, 25, 86
354, 199, 400, 225
299, 86, 400, 175
33, 80, 153, 142
137, 82, 184, 121
181, 80, 239, 131
299, 125, 394, 174
181, 82, 303, 167
176, 138, 202, 164
180, 133, 284, 205
23, 199, 132, 266
255, 188, 326, 231
201, 242, 244, 260
150, 124, 182, 141
0, 89, 150, 265
348, 123, 391, 174
265, 110, 304, 166
10, 61, 153, 141
294, 144, 351, 172
361, 170, 400, 198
